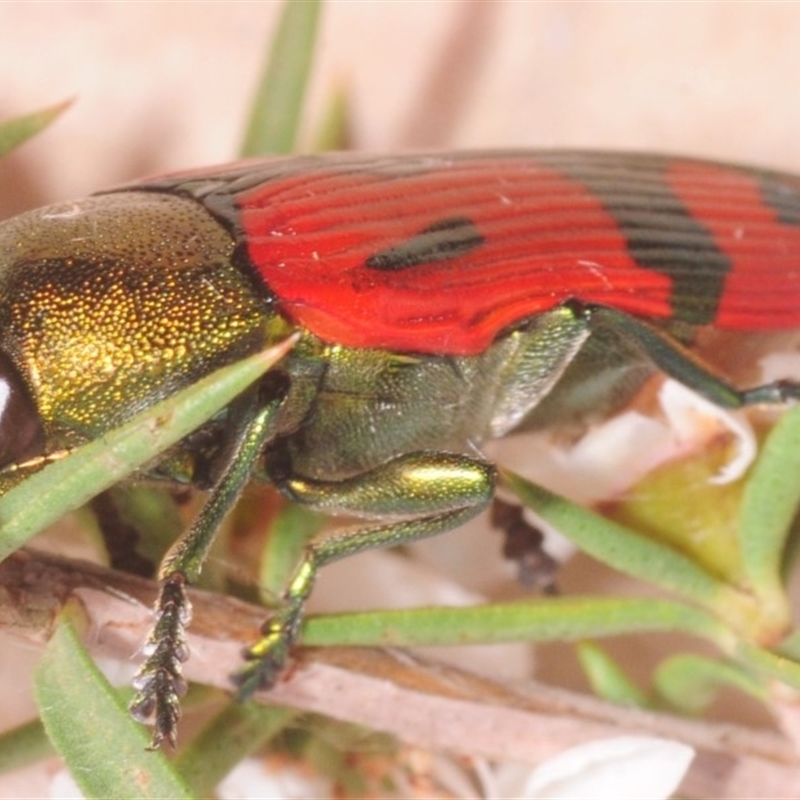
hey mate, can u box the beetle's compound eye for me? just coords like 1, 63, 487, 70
0, 352, 44, 470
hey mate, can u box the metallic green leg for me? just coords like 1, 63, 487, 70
233, 452, 496, 697
129, 388, 285, 749
582, 304, 800, 408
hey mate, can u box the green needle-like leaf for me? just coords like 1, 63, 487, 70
737, 406, 800, 617
106, 485, 184, 566
259, 502, 325, 600
34, 608, 194, 800
176, 704, 297, 797
312, 86, 351, 152
738, 641, 800, 693
654, 653, 766, 715
577, 642, 651, 708
0, 100, 71, 158
300, 596, 733, 650
0, 337, 297, 562
240, 0, 322, 156
502, 469, 759, 632
0, 720, 54, 775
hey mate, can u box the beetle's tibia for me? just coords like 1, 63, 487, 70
233, 555, 316, 696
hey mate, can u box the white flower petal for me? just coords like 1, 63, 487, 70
94, 655, 138, 687
658, 379, 755, 484
50, 769, 85, 800
217, 757, 332, 800
518, 736, 694, 800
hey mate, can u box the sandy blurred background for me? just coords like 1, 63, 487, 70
3, 1, 800, 216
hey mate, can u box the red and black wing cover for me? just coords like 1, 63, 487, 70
131, 151, 800, 356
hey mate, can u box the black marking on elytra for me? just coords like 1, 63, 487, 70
547, 155, 732, 326
366, 216, 485, 271
759, 176, 800, 226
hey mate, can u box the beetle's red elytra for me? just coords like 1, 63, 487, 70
2, 150, 800, 747
136, 151, 800, 355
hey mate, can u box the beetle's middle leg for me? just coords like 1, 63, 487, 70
232, 448, 496, 697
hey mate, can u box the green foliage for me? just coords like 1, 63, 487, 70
0, 101, 70, 159
502, 408, 800, 713
0, 344, 293, 562
175, 704, 298, 797
240, 0, 322, 156
35, 610, 194, 800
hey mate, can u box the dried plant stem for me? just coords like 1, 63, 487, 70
1, 547, 798, 798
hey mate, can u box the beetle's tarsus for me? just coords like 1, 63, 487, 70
129, 573, 191, 749
232, 601, 303, 698
740, 378, 800, 406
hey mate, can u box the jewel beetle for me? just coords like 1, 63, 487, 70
2, 150, 800, 748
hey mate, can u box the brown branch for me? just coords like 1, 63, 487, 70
1, 547, 799, 797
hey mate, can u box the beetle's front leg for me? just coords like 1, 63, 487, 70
129, 377, 288, 749
232, 450, 496, 697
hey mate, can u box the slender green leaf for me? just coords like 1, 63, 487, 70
0, 720, 54, 775
240, 0, 322, 156
0, 100, 71, 158
312, 86, 350, 152
654, 653, 766, 715
259, 502, 325, 600
0, 337, 297, 562
737, 640, 800, 692
176, 704, 297, 797
34, 609, 194, 800
300, 596, 733, 650
107, 485, 184, 566
577, 642, 651, 708
777, 628, 800, 661
502, 469, 759, 630
737, 406, 800, 616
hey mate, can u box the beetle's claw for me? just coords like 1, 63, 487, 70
129, 573, 191, 749
232, 602, 302, 699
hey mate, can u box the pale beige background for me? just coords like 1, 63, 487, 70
2, 1, 800, 213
